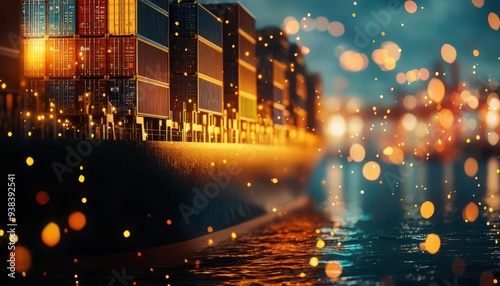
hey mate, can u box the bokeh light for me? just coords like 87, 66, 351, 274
427, 78, 445, 103
488, 12, 500, 31
325, 261, 343, 279
35, 191, 50, 205
41, 222, 61, 247
349, 143, 366, 162
362, 161, 381, 181
424, 233, 441, 254
463, 202, 479, 222
441, 43, 457, 64
309, 256, 319, 267
420, 201, 435, 219
26, 157, 34, 166
328, 21, 345, 37
14, 246, 32, 273
464, 157, 479, 177
404, 1, 418, 14
283, 16, 300, 35
68, 211, 86, 231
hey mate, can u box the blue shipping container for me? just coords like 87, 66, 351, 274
108, 79, 136, 115
48, 0, 76, 36
48, 79, 77, 113
138, 0, 169, 48
198, 7, 222, 47
21, 0, 47, 37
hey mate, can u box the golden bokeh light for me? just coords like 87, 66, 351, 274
26, 157, 34, 166
316, 239, 325, 249
349, 143, 366, 162
420, 201, 435, 219
438, 109, 454, 129
123, 230, 131, 238
78, 175, 85, 183
388, 147, 404, 165
283, 16, 300, 35
427, 78, 445, 103
68, 211, 86, 231
402, 113, 418, 131
41, 222, 61, 247
473, 49, 480, 57
441, 44, 457, 64
362, 161, 381, 181
464, 157, 479, 177
325, 261, 343, 279
14, 245, 32, 273
424, 233, 441, 254
309, 257, 319, 267
463, 202, 479, 222
339, 50, 368, 72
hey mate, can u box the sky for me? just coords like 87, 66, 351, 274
209, 0, 500, 108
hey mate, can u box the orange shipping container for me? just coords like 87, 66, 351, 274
23, 38, 46, 78
108, 0, 136, 36
107, 37, 136, 77
46, 38, 76, 78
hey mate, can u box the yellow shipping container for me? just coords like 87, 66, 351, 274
108, 0, 136, 36
23, 38, 47, 78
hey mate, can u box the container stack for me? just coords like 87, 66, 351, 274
204, 3, 258, 143
170, 0, 223, 142
21, 0, 170, 139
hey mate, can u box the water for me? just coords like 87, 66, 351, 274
32, 155, 500, 285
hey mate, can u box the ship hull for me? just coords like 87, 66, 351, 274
0, 138, 318, 277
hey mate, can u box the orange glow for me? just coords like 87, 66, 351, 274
41, 222, 61, 247
424, 233, 441, 254
452, 257, 466, 276
471, 0, 484, 8
388, 147, 404, 165
441, 44, 457, 64
438, 109, 454, 129
14, 246, 32, 273
372, 49, 388, 66
420, 201, 435, 219
349, 143, 366, 162
404, 1, 418, 13
427, 78, 445, 103
419, 68, 430, 80
396, 72, 406, 84
463, 202, 479, 222
464, 157, 479, 177
473, 49, 480, 57
339, 50, 368, 72
402, 113, 418, 131
68, 212, 86, 231
36, 191, 50, 206
382, 41, 401, 61
488, 12, 500, 30
325, 261, 343, 279
207, 226, 214, 233
383, 57, 396, 71
283, 16, 300, 35
328, 21, 345, 37
362, 161, 381, 181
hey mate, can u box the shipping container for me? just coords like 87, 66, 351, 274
238, 34, 256, 66
48, 79, 77, 113
198, 7, 222, 47
76, 38, 107, 77
137, 40, 169, 83
137, 80, 169, 116
238, 4, 255, 39
108, 0, 136, 36
25, 79, 47, 112
170, 74, 196, 112
107, 37, 136, 77
169, 3, 197, 38
77, 79, 107, 115
239, 95, 257, 120
77, 0, 107, 36
198, 78, 222, 113
273, 108, 284, 126
46, 38, 76, 78
170, 37, 196, 75
22, 38, 46, 78
137, 0, 169, 48
21, 0, 47, 37
108, 78, 136, 114
239, 64, 256, 95
48, 0, 76, 36
198, 41, 223, 81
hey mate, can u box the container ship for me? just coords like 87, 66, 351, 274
0, 0, 324, 282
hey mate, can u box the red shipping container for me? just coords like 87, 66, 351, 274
107, 37, 136, 77
46, 38, 76, 78
78, 0, 107, 36
76, 38, 107, 77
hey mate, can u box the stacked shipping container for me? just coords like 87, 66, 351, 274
170, 1, 223, 121
22, 0, 170, 137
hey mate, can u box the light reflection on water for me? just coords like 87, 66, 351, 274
60, 156, 499, 285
